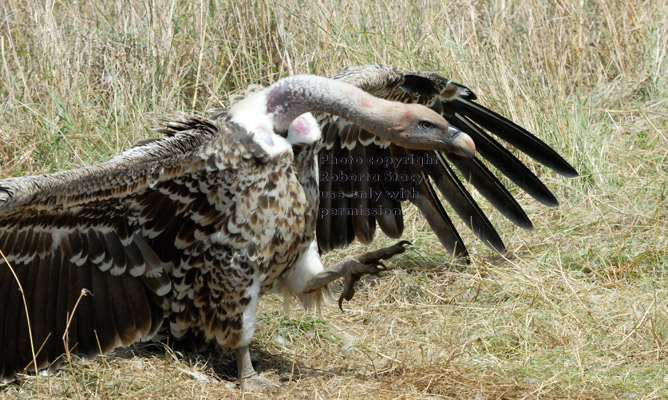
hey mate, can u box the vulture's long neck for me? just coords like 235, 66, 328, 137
266, 75, 399, 135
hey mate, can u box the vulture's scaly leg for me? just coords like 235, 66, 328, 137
235, 345, 256, 381
303, 240, 411, 310
236, 345, 277, 391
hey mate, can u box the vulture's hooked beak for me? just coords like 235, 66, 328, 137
449, 125, 476, 158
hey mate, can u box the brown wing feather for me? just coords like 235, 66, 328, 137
0, 264, 12, 378
2, 258, 27, 376
15, 254, 41, 371
389, 144, 469, 258
348, 138, 375, 245
74, 254, 97, 358
90, 264, 119, 351
30, 256, 52, 368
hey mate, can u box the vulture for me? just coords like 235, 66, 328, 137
0, 65, 577, 389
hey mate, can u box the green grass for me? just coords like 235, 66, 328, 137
1, 0, 667, 398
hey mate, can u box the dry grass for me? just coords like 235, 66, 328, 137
1, 0, 667, 398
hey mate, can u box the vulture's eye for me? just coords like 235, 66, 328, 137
417, 121, 433, 131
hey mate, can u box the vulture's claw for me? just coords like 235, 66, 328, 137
301, 241, 411, 310
335, 241, 411, 310
337, 261, 386, 310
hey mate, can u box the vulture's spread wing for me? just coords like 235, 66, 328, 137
317, 65, 577, 256
0, 117, 285, 380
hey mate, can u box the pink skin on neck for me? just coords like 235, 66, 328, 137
291, 117, 310, 136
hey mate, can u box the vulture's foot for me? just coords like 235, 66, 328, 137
303, 240, 411, 310
239, 374, 278, 392
236, 345, 278, 392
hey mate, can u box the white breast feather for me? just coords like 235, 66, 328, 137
228, 90, 292, 157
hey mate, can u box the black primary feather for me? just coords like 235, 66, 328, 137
317, 65, 578, 259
